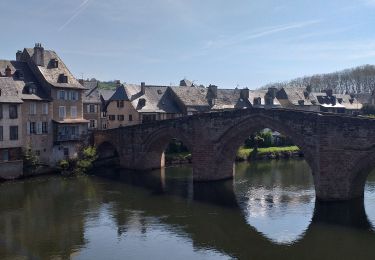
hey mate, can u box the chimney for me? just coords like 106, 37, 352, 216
240, 87, 249, 99
208, 84, 218, 99
16, 50, 22, 61
253, 97, 261, 106
306, 85, 312, 93
141, 82, 146, 95
5, 65, 12, 77
267, 87, 277, 99
33, 43, 45, 66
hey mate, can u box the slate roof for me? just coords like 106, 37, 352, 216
211, 89, 252, 110
280, 87, 317, 106
83, 81, 101, 104
0, 77, 23, 103
355, 93, 373, 105
169, 86, 210, 112
25, 48, 85, 89
312, 93, 362, 110
125, 84, 182, 113
110, 85, 130, 101
0, 60, 49, 102
248, 90, 281, 107
99, 89, 115, 102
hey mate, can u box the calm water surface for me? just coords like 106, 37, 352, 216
1, 160, 375, 260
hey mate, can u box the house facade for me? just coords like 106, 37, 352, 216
81, 80, 102, 131
0, 76, 23, 179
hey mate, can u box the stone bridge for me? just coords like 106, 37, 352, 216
92, 108, 375, 201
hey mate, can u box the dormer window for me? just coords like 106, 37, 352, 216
157, 89, 162, 95
58, 74, 68, 83
253, 97, 261, 106
25, 83, 36, 94
50, 58, 59, 68
298, 100, 305, 106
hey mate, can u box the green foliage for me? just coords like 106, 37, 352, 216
23, 146, 39, 174
165, 139, 189, 154
98, 81, 118, 90
58, 146, 98, 175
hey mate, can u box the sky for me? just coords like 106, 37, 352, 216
1, 0, 375, 89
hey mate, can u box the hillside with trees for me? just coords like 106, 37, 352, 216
260, 64, 375, 94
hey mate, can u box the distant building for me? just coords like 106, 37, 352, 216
81, 79, 102, 131
276, 86, 362, 114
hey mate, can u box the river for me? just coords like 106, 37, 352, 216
1, 159, 375, 259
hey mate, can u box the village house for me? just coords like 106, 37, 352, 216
248, 88, 281, 109
16, 43, 88, 164
276, 86, 363, 114
0, 74, 23, 179
81, 79, 102, 131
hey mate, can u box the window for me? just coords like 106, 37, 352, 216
89, 120, 97, 128
37, 122, 43, 134
89, 104, 97, 113
70, 91, 78, 101
58, 90, 66, 100
42, 122, 48, 133
35, 150, 41, 156
2, 149, 9, 161
102, 123, 107, 129
63, 148, 69, 158
142, 114, 157, 122
117, 101, 124, 108
29, 103, 37, 115
9, 104, 18, 119
42, 103, 48, 115
129, 114, 133, 121
59, 106, 66, 119
117, 115, 124, 121
0, 126, 3, 141
9, 126, 18, 140
30, 122, 36, 134
109, 115, 115, 121
70, 106, 77, 119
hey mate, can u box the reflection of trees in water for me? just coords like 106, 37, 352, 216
1, 165, 375, 259
0, 176, 102, 259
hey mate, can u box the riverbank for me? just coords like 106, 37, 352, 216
165, 146, 303, 166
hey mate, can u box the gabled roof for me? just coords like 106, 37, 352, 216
125, 84, 182, 113
25, 48, 85, 89
0, 60, 49, 102
110, 85, 130, 101
99, 89, 115, 102
249, 90, 281, 107
312, 92, 362, 110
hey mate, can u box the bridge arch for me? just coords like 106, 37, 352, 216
136, 126, 193, 170
213, 114, 316, 179
349, 146, 375, 198
95, 141, 120, 166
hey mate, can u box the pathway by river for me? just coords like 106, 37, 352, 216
0, 159, 374, 259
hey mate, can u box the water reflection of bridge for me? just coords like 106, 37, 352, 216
1, 169, 375, 259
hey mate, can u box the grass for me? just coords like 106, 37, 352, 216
237, 146, 300, 160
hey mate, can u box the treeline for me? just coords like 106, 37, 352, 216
261, 64, 375, 94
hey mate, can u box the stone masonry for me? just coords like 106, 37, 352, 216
93, 108, 375, 201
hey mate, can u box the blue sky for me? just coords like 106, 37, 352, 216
1, 0, 375, 88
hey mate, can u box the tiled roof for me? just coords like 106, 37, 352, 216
0, 60, 49, 102
312, 93, 362, 110
99, 89, 115, 102
25, 48, 85, 89
126, 84, 182, 113
110, 85, 130, 101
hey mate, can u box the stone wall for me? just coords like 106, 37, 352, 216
0, 160, 23, 180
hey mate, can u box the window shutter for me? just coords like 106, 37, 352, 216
87, 105, 90, 113
27, 122, 30, 135
94, 120, 97, 128
94, 105, 98, 113
37, 122, 42, 134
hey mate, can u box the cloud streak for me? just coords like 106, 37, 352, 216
204, 20, 321, 49
58, 0, 92, 31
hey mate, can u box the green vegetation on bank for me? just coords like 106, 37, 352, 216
98, 81, 118, 90
236, 146, 300, 161
58, 146, 98, 175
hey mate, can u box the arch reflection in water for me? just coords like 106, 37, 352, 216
234, 160, 315, 244
364, 169, 375, 228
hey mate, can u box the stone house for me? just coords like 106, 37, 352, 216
0, 75, 23, 179
81, 80, 102, 131
17, 43, 89, 164
248, 88, 281, 109
276, 86, 321, 111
